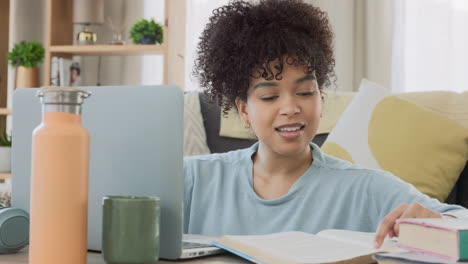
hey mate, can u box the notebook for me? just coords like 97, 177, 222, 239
11, 85, 222, 259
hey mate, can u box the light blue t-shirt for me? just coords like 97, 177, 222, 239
183, 142, 466, 235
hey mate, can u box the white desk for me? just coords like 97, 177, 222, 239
0, 248, 247, 264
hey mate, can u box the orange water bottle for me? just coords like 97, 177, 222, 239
29, 87, 91, 264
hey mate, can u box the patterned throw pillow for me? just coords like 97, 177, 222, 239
184, 92, 211, 157
321, 79, 468, 202
0, 191, 10, 207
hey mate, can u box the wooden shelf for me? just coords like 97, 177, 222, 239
0, 173, 11, 180
0, 108, 12, 115
49, 44, 165, 56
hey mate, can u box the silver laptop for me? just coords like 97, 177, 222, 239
11, 85, 222, 259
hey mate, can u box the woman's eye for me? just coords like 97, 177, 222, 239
260, 96, 278, 101
297, 92, 315, 96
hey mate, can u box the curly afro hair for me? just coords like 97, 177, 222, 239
193, 0, 336, 113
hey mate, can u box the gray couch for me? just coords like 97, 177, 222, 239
198, 93, 468, 208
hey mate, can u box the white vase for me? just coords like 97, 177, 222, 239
0, 146, 11, 173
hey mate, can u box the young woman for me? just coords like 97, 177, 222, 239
183, 0, 467, 249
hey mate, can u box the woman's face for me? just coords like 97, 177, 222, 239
236, 62, 322, 157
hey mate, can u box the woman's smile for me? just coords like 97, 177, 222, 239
275, 123, 306, 139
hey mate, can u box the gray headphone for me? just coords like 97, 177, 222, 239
0, 205, 29, 253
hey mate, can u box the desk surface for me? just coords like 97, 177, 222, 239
0, 249, 246, 264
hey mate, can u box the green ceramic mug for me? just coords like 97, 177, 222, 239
102, 196, 160, 264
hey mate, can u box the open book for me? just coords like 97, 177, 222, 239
212, 229, 401, 264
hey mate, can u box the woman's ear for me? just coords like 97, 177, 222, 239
235, 97, 249, 125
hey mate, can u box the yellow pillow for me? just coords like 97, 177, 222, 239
395, 91, 468, 129
322, 80, 468, 202
219, 109, 256, 139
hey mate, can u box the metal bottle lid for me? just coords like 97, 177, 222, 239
37, 86, 91, 105
37, 86, 91, 114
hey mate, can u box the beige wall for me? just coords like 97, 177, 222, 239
307, 0, 393, 91
167, 0, 186, 89
184, 0, 394, 92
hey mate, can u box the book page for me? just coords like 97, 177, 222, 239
317, 229, 401, 252
219, 231, 381, 264
183, 234, 218, 246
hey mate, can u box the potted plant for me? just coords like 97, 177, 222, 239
8, 41, 45, 89
0, 129, 11, 173
129, 19, 163, 44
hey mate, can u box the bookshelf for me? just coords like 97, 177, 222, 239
0, 108, 11, 183
0, 173, 11, 181
0, 0, 9, 143
43, 0, 175, 86
49, 45, 165, 56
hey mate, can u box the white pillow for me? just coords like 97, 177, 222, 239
184, 92, 211, 157
319, 91, 356, 134
323, 79, 389, 168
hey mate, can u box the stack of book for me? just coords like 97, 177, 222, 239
373, 218, 468, 264
209, 219, 467, 264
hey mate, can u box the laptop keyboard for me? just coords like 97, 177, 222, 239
182, 241, 213, 249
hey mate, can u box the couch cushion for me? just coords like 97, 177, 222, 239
394, 91, 468, 129
184, 92, 211, 156
199, 93, 257, 153
456, 162, 468, 208
321, 79, 468, 202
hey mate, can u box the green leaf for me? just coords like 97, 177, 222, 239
0, 129, 11, 147
7, 41, 45, 68
129, 18, 164, 44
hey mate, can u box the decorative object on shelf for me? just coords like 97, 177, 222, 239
0, 193, 11, 208
51, 57, 82, 87
70, 62, 82, 87
73, 0, 104, 45
8, 41, 44, 89
107, 17, 126, 45
130, 18, 163, 45
0, 129, 11, 173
